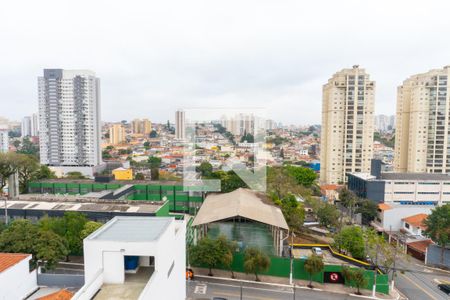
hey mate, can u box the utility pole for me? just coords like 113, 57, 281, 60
240, 280, 243, 300
289, 232, 295, 285
372, 243, 379, 297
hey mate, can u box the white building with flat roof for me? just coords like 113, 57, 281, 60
73, 216, 186, 300
0, 253, 37, 299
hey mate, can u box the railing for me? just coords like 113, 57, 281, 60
72, 269, 104, 300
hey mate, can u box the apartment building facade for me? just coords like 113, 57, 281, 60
38, 69, 101, 167
395, 66, 450, 173
321, 65, 375, 184
109, 124, 126, 145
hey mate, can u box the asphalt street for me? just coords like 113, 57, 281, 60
188, 277, 371, 300
393, 257, 450, 300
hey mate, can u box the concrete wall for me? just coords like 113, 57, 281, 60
0, 256, 37, 300
426, 244, 450, 268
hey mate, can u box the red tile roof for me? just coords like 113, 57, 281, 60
378, 203, 392, 211
37, 289, 74, 300
402, 213, 428, 229
0, 253, 30, 273
407, 239, 433, 253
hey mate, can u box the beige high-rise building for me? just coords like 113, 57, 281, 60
175, 110, 185, 140
109, 124, 126, 145
394, 66, 450, 173
131, 118, 152, 135
320, 66, 375, 184
142, 119, 152, 135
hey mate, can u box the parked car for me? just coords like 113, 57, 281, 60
312, 247, 323, 257
438, 283, 450, 295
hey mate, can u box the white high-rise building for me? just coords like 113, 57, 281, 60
395, 66, 450, 173
320, 65, 375, 184
31, 113, 39, 137
38, 69, 101, 168
21, 116, 32, 137
374, 114, 395, 132
175, 110, 185, 140
21, 114, 39, 137
0, 125, 9, 153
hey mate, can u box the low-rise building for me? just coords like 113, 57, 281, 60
112, 167, 133, 180
0, 253, 37, 299
72, 216, 185, 300
348, 160, 450, 206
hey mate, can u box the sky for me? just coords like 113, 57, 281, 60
1, 0, 450, 125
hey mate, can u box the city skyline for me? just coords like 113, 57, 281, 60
2, 1, 450, 124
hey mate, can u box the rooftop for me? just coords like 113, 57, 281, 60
380, 172, 450, 181
192, 188, 288, 230
402, 213, 428, 229
11, 195, 163, 214
0, 253, 29, 273
88, 216, 173, 242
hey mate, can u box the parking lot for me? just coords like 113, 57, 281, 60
292, 247, 348, 265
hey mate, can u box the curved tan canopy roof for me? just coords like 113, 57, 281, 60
192, 188, 288, 230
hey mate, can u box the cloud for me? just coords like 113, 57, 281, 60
1, 0, 450, 124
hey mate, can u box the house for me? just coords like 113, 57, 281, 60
72, 216, 186, 300
0, 253, 37, 299
112, 168, 133, 180
401, 213, 428, 236
320, 184, 341, 203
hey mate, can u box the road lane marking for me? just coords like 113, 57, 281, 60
194, 284, 207, 294
212, 291, 278, 300
400, 273, 437, 300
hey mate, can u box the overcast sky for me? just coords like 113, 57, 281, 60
1, 0, 450, 125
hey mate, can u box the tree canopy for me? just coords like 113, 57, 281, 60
0, 219, 68, 269
424, 204, 450, 265
284, 165, 317, 187
333, 225, 365, 259
304, 254, 324, 288
243, 247, 270, 281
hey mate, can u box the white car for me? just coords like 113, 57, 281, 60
312, 247, 323, 256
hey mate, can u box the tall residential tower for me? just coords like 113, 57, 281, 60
320, 66, 375, 184
394, 66, 450, 173
38, 69, 101, 168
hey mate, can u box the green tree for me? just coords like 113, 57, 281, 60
333, 226, 365, 259
266, 167, 306, 199
197, 161, 213, 177
217, 235, 237, 278
189, 237, 223, 276
134, 172, 145, 180
285, 165, 317, 187
102, 150, 112, 160
34, 165, 57, 180
352, 268, 368, 295
317, 203, 340, 228
149, 130, 158, 138
208, 170, 248, 193
16, 137, 40, 158
339, 188, 358, 220
304, 254, 324, 288
240, 132, 254, 143
0, 153, 19, 194
0, 219, 68, 269
424, 204, 450, 265
80, 221, 103, 240
143, 141, 150, 149
148, 156, 161, 181
39, 212, 88, 256
243, 247, 270, 281
277, 194, 305, 230
356, 199, 378, 225
16, 154, 40, 193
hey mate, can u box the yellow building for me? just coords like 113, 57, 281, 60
109, 124, 126, 145
112, 167, 133, 180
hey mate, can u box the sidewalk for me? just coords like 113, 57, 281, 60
191, 267, 400, 300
